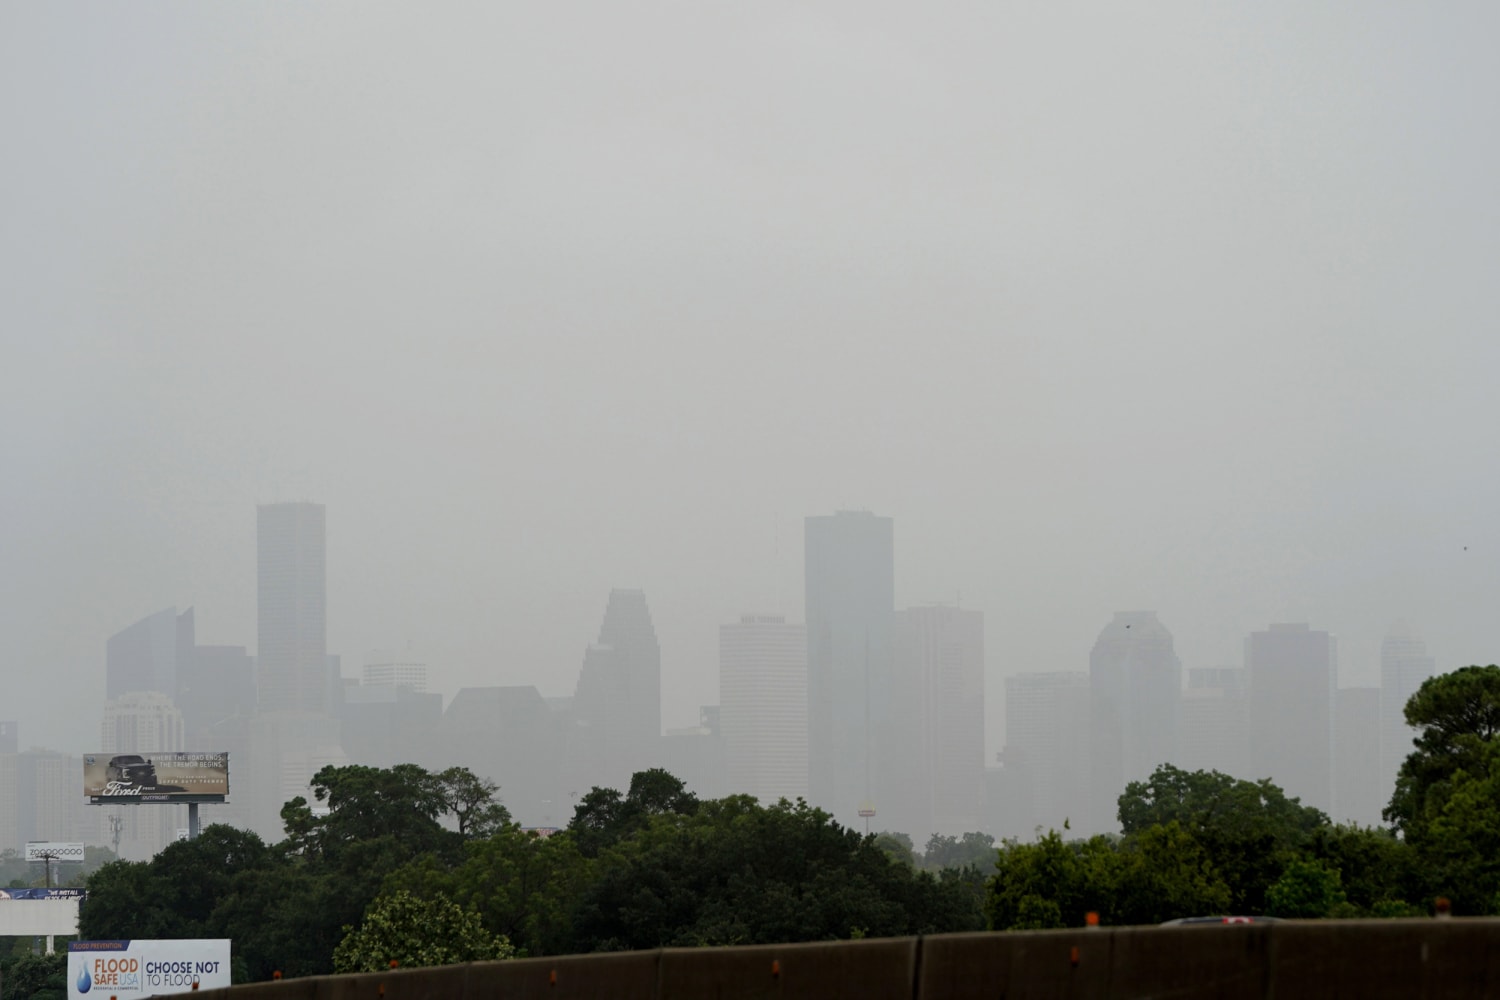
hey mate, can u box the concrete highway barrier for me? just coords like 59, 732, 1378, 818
193, 917, 1500, 999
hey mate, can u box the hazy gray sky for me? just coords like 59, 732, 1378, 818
5, 3, 1499, 757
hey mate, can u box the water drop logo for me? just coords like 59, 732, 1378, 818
77, 963, 93, 994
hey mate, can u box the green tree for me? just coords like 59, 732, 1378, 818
568, 768, 699, 858
1111, 821, 1232, 925
1386, 665, 1500, 841
1305, 824, 1422, 915
874, 831, 917, 867
435, 767, 512, 839
385, 824, 591, 957
986, 831, 1119, 930
0, 952, 66, 1000
1265, 858, 1347, 918
332, 889, 513, 973
922, 832, 997, 872
1118, 764, 1326, 913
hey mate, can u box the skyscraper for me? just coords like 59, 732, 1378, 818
256, 502, 328, 715
1179, 667, 1249, 779
1246, 622, 1336, 811
895, 605, 984, 838
1334, 686, 1383, 826
0, 720, 16, 755
1380, 626, 1436, 793
106, 606, 193, 701
804, 511, 895, 828
719, 614, 808, 805
1089, 612, 1181, 832
100, 691, 186, 860
570, 589, 662, 790
1004, 671, 1091, 833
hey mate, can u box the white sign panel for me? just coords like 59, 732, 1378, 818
25, 842, 85, 863
68, 940, 232, 999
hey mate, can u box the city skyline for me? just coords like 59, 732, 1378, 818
9, 4, 1500, 764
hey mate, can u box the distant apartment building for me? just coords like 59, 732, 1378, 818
100, 691, 187, 860
434, 685, 563, 826
1004, 672, 1091, 834
0, 720, 16, 754
719, 614, 808, 805
362, 652, 428, 692
895, 605, 985, 838
1247, 623, 1336, 812
16, 749, 88, 847
0, 751, 18, 851
1380, 627, 1436, 792
1090, 612, 1182, 832
1334, 686, 1383, 826
661, 706, 728, 801
805, 510, 897, 830
1179, 667, 1249, 779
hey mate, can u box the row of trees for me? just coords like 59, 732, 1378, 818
989, 665, 1500, 927
76, 765, 985, 981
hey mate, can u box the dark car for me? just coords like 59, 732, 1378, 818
105, 754, 158, 788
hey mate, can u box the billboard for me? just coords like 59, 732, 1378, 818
83, 752, 229, 804
0, 888, 86, 900
68, 940, 231, 999
26, 842, 86, 863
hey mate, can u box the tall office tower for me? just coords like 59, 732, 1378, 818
1380, 627, 1436, 793
100, 692, 187, 860
257, 502, 328, 715
1004, 672, 1091, 834
1334, 687, 1383, 826
0, 751, 17, 851
106, 606, 194, 700
177, 644, 256, 748
1089, 612, 1182, 832
1179, 667, 1250, 778
570, 589, 663, 790
17, 750, 86, 846
363, 652, 428, 692
719, 615, 808, 805
0, 720, 16, 754
895, 606, 985, 838
805, 511, 896, 829
1246, 623, 1336, 811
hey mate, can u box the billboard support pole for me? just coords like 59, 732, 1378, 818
188, 802, 200, 840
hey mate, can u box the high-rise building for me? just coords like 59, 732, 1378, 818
1004, 672, 1091, 834
1334, 686, 1383, 826
256, 502, 329, 715
1246, 623, 1336, 812
805, 511, 896, 829
177, 644, 255, 748
100, 691, 187, 860
106, 606, 193, 701
1380, 627, 1436, 794
1089, 612, 1181, 832
16, 750, 87, 847
569, 590, 663, 791
895, 605, 985, 838
1180, 667, 1249, 778
0, 720, 16, 754
719, 614, 808, 805
363, 652, 428, 692
0, 751, 18, 851
249, 502, 343, 840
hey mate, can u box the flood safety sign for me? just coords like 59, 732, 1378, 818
68, 940, 231, 998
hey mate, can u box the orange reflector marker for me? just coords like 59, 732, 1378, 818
549, 969, 557, 986
771, 959, 781, 977
390, 959, 400, 969
273, 971, 282, 981
1070, 946, 1080, 967
1085, 911, 1099, 928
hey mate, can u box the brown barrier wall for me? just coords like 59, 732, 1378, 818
195, 918, 1500, 1000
